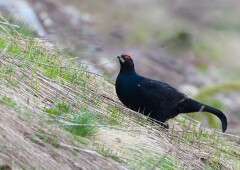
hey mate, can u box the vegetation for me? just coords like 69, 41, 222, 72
0, 95, 17, 108
62, 108, 101, 137
0, 15, 34, 37
0, 16, 240, 170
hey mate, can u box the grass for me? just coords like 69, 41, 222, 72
106, 105, 124, 125
62, 108, 101, 137
139, 156, 181, 170
95, 144, 121, 162
0, 16, 34, 37
44, 102, 72, 115
0, 95, 16, 108
1, 16, 240, 169
44, 102, 123, 137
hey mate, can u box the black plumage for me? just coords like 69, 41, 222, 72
115, 54, 227, 132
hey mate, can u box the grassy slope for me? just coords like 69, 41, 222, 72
0, 18, 240, 170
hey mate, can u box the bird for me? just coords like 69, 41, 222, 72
115, 54, 227, 132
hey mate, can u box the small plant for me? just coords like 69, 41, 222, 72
0, 64, 23, 87
0, 95, 16, 108
2, 16, 34, 37
95, 144, 120, 162
62, 108, 101, 137
106, 105, 123, 125
130, 150, 181, 170
44, 102, 71, 116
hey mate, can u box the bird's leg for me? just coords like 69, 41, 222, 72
159, 122, 169, 130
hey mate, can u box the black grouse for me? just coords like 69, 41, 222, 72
115, 54, 227, 132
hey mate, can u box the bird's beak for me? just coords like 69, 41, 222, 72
117, 56, 125, 63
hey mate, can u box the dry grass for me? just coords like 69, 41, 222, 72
0, 105, 126, 170
0, 16, 240, 170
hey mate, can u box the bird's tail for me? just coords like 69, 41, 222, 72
177, 98, 227, 132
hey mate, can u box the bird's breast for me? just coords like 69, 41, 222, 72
116, 76, 143, 110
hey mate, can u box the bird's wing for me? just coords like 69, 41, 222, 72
137, 79, 186, 101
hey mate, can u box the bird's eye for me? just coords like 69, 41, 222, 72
124, 55, 132, 60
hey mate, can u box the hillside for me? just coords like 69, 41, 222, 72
0, 18, 240, 170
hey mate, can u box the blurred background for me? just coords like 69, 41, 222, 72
1, 0, 240, 134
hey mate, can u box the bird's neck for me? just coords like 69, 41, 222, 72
120, 67, 136, 74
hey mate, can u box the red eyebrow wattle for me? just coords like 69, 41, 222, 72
125, 55, 132, 60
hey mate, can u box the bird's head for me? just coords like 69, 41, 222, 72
117, 54, 135, 72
